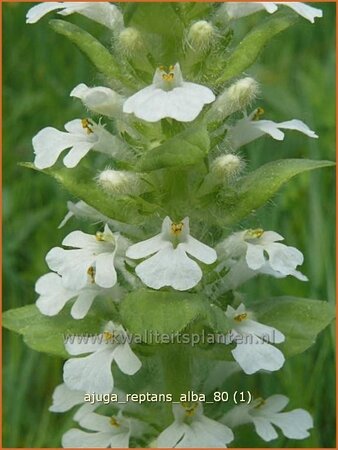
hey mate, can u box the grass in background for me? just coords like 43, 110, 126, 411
2, 2, 335, 447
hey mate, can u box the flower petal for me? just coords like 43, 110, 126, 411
245, 243, 266, 270
63, 141, 94, 168
65, 333, 107, 356
157, 422, 186, 448
251, 416, 278, 441
270, 409, 313, 439
135, 246, 202, 290
126, 235, 171, 259
238, 319, 285, 344
124, 82, 214, 122
63, 348, 115, 394
49, 383, 85, 413
79, 412, 112, 432
62, 230, 98, 249
71, 289, 98, 319
123, 85, 159, 115
62, 429, 113, 448
35, 272, 76, 316
94, 252, 117, 288
182, 82, 215, 104
229, 117, 267, 148
46, 247, 94, 290
253, 120, 285, 140
258, 231, 284, 244
232, 338, 285, 374
262, 395, 289, 414
32, 126, 80, 169
64, 119, 88, 135
280, 2, 323, 23
277, 119, 318, 138
160, 85, 214, 122
71, 83, 124, 117
181, 236, 217, 264
74, 403, 99, 422
57, 2, 123, 30
262, 2, 279, 13
199, 416, 234, 445
267, 242, 304, 275
224, 2, 271, 19
112, 342, 142, 375
26, 2, 63, 23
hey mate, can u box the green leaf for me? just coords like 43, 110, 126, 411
136, 126, 210, 172
3, 303, 111, 358
49, 19, 134, 89
254, 296, 335, 357
122, 3, 185, 63
213, 159, 335, 225
123, 3, 184, 38
21, 163, 159, 225
120, 289, 230, 343
214, 11, 299, 85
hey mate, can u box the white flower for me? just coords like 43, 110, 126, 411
26, 2, 124, 30
216, 229, 308, 288
71, 84, 124, 118
123, 63, 215, 122
35, 272, 122, 319
158, 402, 233, 448
228, 108, 318, 149
32, 119, 119, 169
126, 217, 217, 291
223, 395, 313, 441
62, 411, 131, 448
58, 200, 142, 240
63, 321, 141, 394
58, 200, 113, 229
223, 2, 323, 23
49, 383, 98, 422
225, 304, 285, 374
46, 224, 124, 291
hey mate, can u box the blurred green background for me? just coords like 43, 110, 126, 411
3, 2, 335, 448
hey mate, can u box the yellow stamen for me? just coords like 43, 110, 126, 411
162, 72, 175, 81
81, 118, 93, 134
87, 266, 95, 284
252, 107, 264, 121
254, 398, 266, 409
246, 228, 264, 239
234, 313, 248, 322
110, 416, 120, 427
96, 231, 105, 241
103, 331, 114, 341
171, 222, 184, 236
182, 402, 199, 417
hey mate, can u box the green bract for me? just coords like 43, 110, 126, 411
254, 297, 335, 357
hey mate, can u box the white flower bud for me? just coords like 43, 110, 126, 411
97, 169, 146, 196
118, 27, 145, 57
197, 154, 243, 196
187, 20, 216, 52
210, 154, 244, 179
209, 77, 259, 121
70, 84, 124, 118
